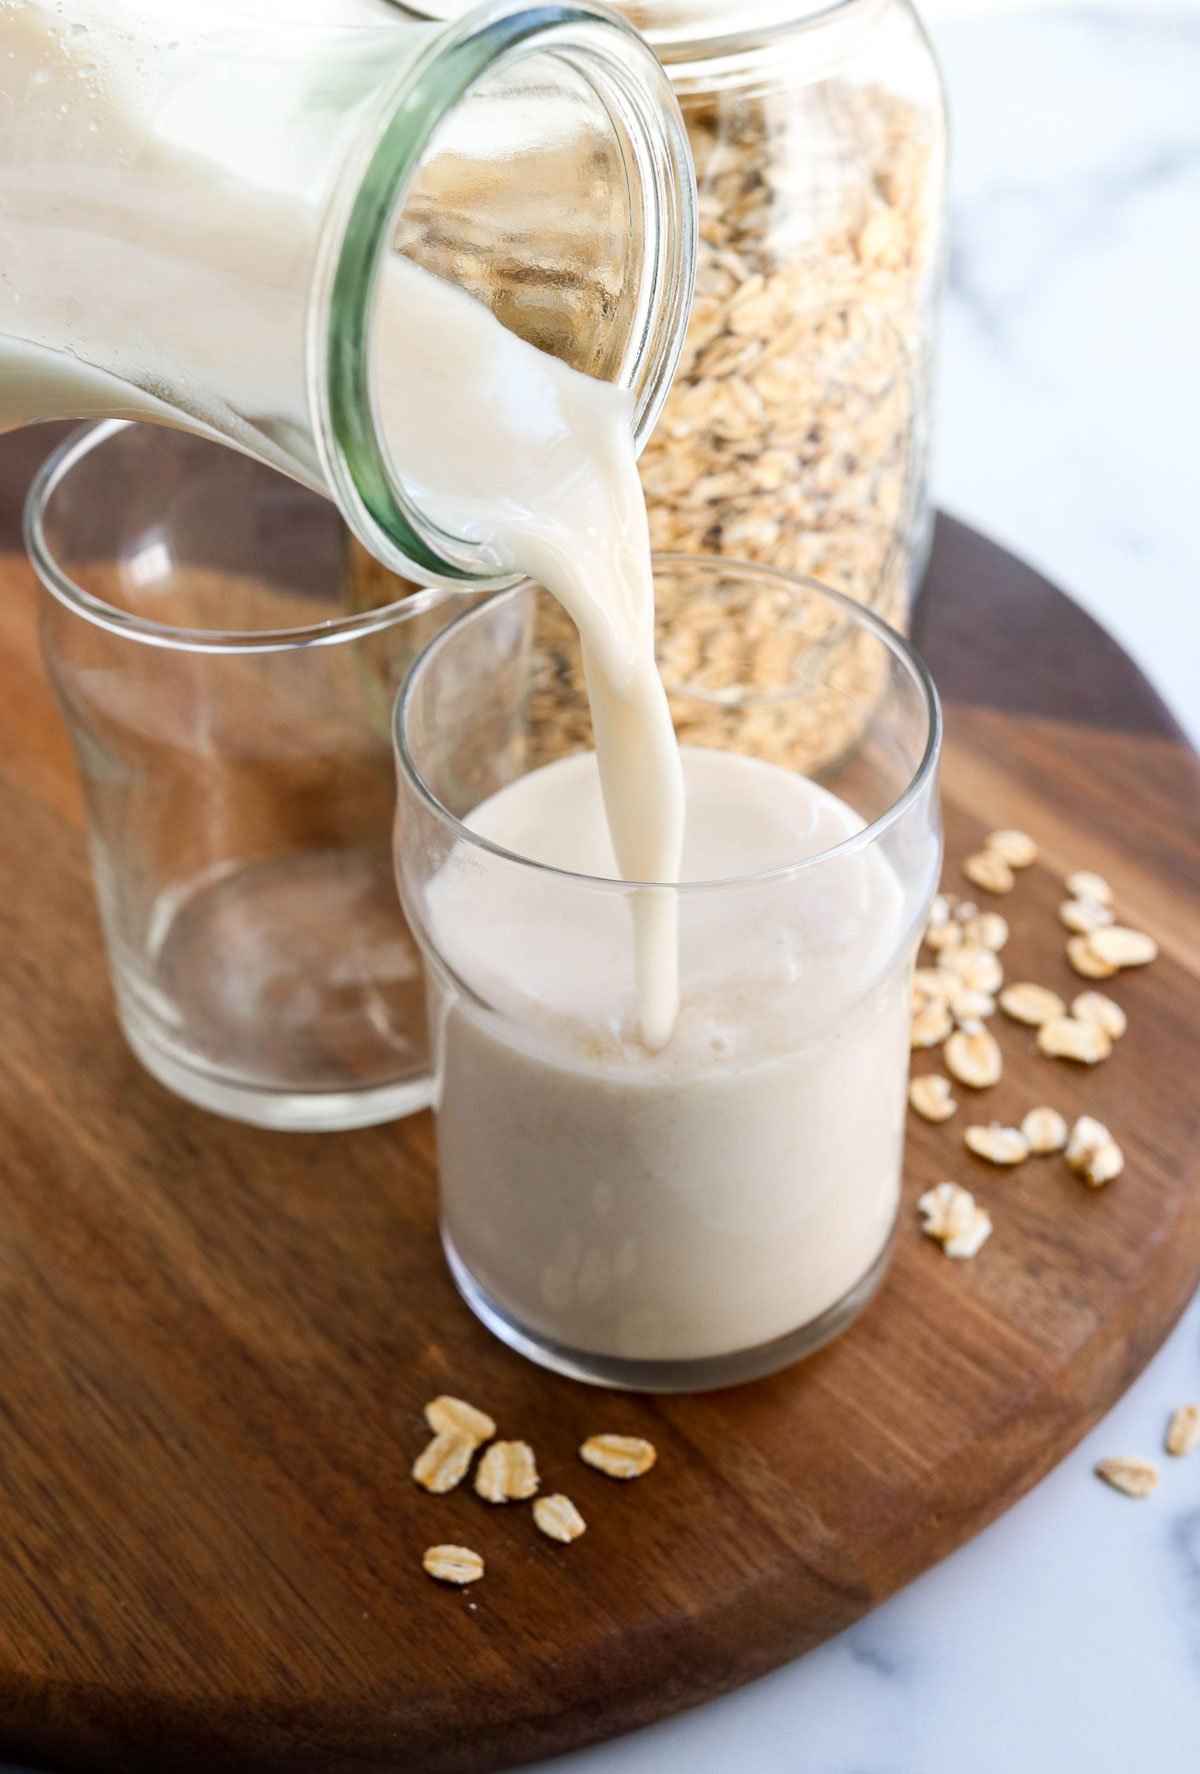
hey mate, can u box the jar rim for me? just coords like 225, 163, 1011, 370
402, 1, 883, 63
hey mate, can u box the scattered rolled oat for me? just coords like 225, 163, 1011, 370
533, 1494, 587, 1543
964, 1123, 1030, 1166
909, 1073, 957, 1122
1166, 1405, 1200, 1458
423, 1544, 485, 1585
913, 966, 953, 1001
580, 1434, 657, 1480
1059, 897, 1115, 935
962, 910, 1009, 952
953, 899, 978, 923
963, 850, 1015, 896
413, 1431, 475, 1496
939, 944, 1003, 996
475, 1440, 539, 1503
1066, 1116, 1124, 1187
1083, 1143, 1124, 1187
944, 1021, 1003, 1089
911, 998, 954, 1048
918, 1181, 971, 1240
998, 982, 1066, 1027
949, 986, 996, 1025
927, 893, 952, 930
926, 919, 964, 954
1095, 1457, 1157, 1498
1071, 992, 1127, 1041
1037, 1016, 1112, 1065
944, 1209, 993, 1261
986, 829, 1037, 869
918, 1182, 992, 1259
1021, 1106, 1069, 1154
424, 1397, 496, 1447
1086, 925, 1158, 968
1067, 934, 1117, 979
1072, 1106, 1114, 1163
1066, 870, 1114, 907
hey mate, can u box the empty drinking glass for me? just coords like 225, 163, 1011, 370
29, 419, 457, 1129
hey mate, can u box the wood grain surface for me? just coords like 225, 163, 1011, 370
0, 425, 1198, 1774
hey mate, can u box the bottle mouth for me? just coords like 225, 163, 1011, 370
312, 0, 696, 589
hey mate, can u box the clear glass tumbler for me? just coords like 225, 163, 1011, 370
30, 419, 455, 1131
394, 556, 942, 1391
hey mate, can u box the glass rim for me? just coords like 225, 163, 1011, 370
23, 419, 458, 655
404, 1, 880, 64
394, 552, 942, 894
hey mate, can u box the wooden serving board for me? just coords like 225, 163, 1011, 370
0, 426, 1197, 1774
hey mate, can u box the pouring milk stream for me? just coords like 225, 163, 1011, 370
374, 261, 685, 1048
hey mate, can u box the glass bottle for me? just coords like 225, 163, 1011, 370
0, 0, 696, 587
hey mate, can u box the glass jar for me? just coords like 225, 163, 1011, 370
403, 0, 945, 621
0, 0, 695, 589
629, 0, 947, 628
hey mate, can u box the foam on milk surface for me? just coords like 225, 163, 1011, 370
465, 744, 856, 879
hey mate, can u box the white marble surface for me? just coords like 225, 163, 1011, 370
513, 9, 1200, 1774
933, 4, 1200, 748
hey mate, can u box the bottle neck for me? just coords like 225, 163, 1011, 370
0, 0, 695, 588
318, 1, 697, 586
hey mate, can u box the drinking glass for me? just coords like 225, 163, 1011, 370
29, 419, 457, 1130
394, 556, 942, 1390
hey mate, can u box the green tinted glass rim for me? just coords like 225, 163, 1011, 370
319, 2, 656, 585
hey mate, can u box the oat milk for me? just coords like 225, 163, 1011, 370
425, 745, 911, 1363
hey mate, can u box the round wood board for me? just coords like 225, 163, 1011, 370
0, 426, 1197, 1774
